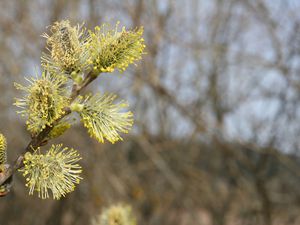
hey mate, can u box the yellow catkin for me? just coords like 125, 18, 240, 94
42, 20, 88, 76
20, 144, 82, 200
73, 93, 133, 144
14, 71, 69, 134
0, 133, 7, 164
87, 23, 145, 74
92, 204, 136, 225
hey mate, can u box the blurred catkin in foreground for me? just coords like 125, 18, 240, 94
92, 204, 136, 225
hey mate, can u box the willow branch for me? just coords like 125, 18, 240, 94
0, 71, 97, 189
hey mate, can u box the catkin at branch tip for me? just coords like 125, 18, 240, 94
87, 23, 145, 74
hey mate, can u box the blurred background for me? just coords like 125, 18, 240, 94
0, 0, 300, 224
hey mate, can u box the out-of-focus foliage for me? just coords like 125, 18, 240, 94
0, 0, 300, 225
